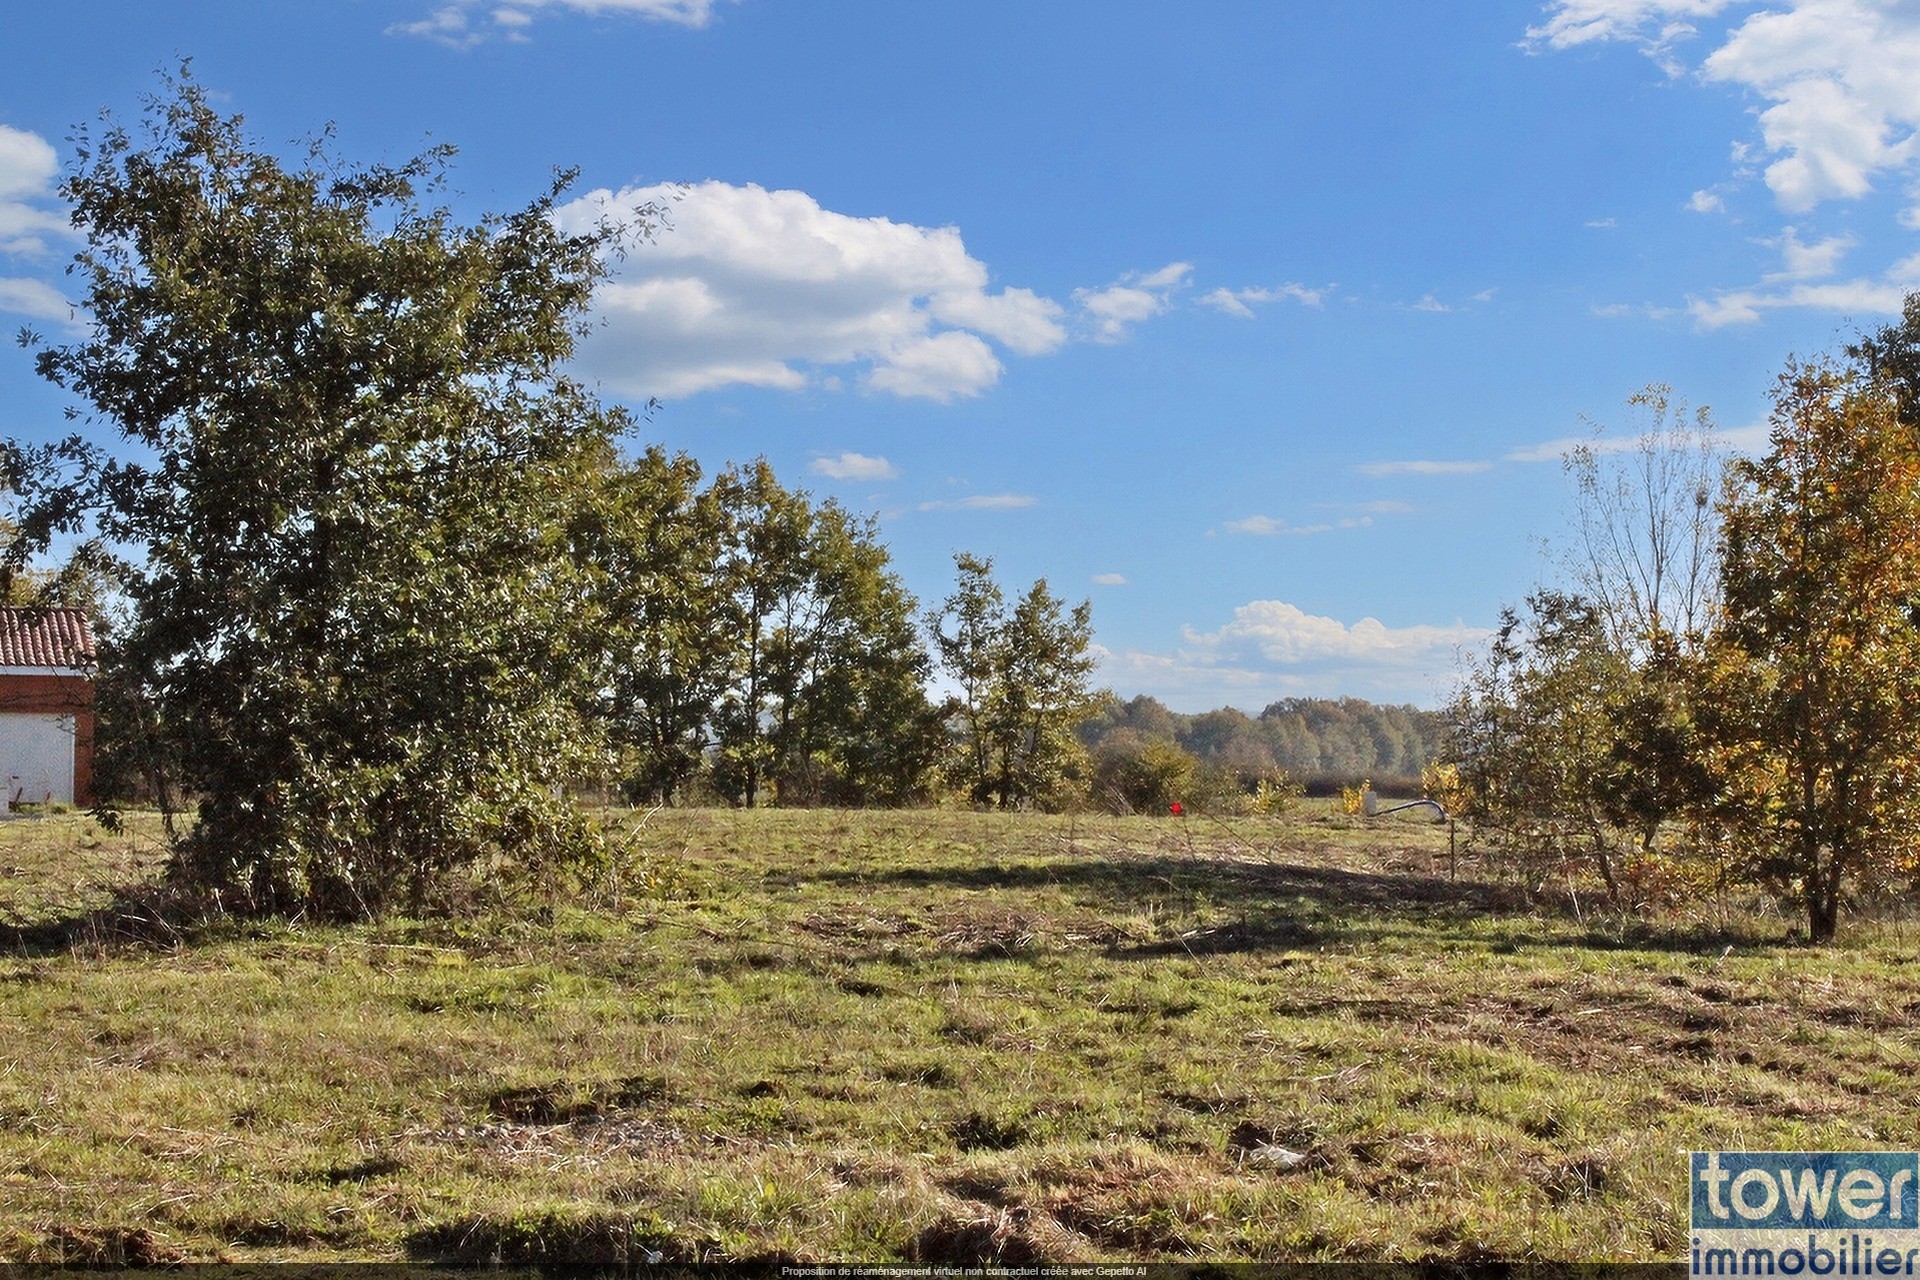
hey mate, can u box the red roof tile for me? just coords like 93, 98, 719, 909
0, 608, 96, 670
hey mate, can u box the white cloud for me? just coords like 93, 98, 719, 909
387, 5, 488, 46
1762, 225, 1856, 280
1505, 432, 1649, 463
1534, 1, 1920, 216
1587, 216, 1621, 228
0, 276, 73, 325
1073, 262, 1191, 342
1099, 600, 1492, 708
1223, 514, 1372, 536
1704, 0, 1920, 213
1355, 459, 1493, 476
1534, 1, 1920, 326
1407, 294, 1452, 313
927, 286, 1067, 356
867, 331, 1003, 402
917, 493, 1038, 512
555, 181, 1069, 401
810, 451, 898, 482
1687, 274, 1910, 327
1092, 572, 1128, 586
1523, 0, 1737, 54
393, 0, 731, 44
1197, 282, 1328, 319
0, 125, 68, 256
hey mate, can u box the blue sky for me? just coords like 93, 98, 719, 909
2, 0, 1916, 711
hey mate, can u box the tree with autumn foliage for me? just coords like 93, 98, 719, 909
1702, 359, 1920, 943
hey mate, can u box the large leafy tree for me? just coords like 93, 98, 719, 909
704, 462, 940, 807
16, 73, 652, 917
932, 554, 1099, 809
1705, 360, 1920, 942
760, 502, 943, 806
573, 445, 733, 806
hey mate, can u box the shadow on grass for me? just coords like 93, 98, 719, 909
799, 856, 1777, 959
0, 878, 224, 959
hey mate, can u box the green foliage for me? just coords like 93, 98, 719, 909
1090, 730, 1196, 814
16, 72, 641, 917
1248, 772, 1304, 816
931, 555, 1100, 810
572, 445, 734, 807
1448, 588, 1722, 906
703, 461, 942, 808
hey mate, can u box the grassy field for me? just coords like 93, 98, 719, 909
0, 804, 1915, 1265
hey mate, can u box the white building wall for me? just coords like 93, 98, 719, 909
0, 712, 76, 804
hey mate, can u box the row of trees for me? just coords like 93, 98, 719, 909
3, 76, 1100, 919
1447, 341, 1920, 942
1081, 694, 1443, 793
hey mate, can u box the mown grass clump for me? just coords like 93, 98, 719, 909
0, 805, 1912, 1263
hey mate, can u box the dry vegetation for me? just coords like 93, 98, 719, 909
0, 806, 1915, 1264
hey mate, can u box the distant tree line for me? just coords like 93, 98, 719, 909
1078, 694, 1445, 813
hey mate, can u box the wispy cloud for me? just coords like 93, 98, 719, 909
1092, 572, 1128, 586
1355, 459, 1492, 476
0, 125, 70, 257
1504, 433, 1649, 464
1688, 273, 1912, 329
1073, 262, 1192, 343
0, 277, 74, 326
917, 493, 1038, 512
1197, 282, 1328, 319
1760, 225, 1855, 282
1224, 514, 1374, 537
809, 451, 898, 482
391, 0, 733, 45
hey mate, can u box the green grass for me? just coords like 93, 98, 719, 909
0, 805, 1914, 1263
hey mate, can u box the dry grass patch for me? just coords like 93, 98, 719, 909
0, 806, 1914, 1262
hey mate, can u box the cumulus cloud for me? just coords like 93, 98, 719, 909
554, 181, 1068, 401
392, 0, 731, 44
810, 451, 898, 482
1073, 262, 1191, 342
1703, 0, 1920, 213
1533, 1, 1920, 216
917, 493, 1038, 512
0, 125, 68, 256
1532, 1, 1920, 327
1098, 600, 1491, 708
1354, 459, 1492, 476
1197, 282, 1328, 319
